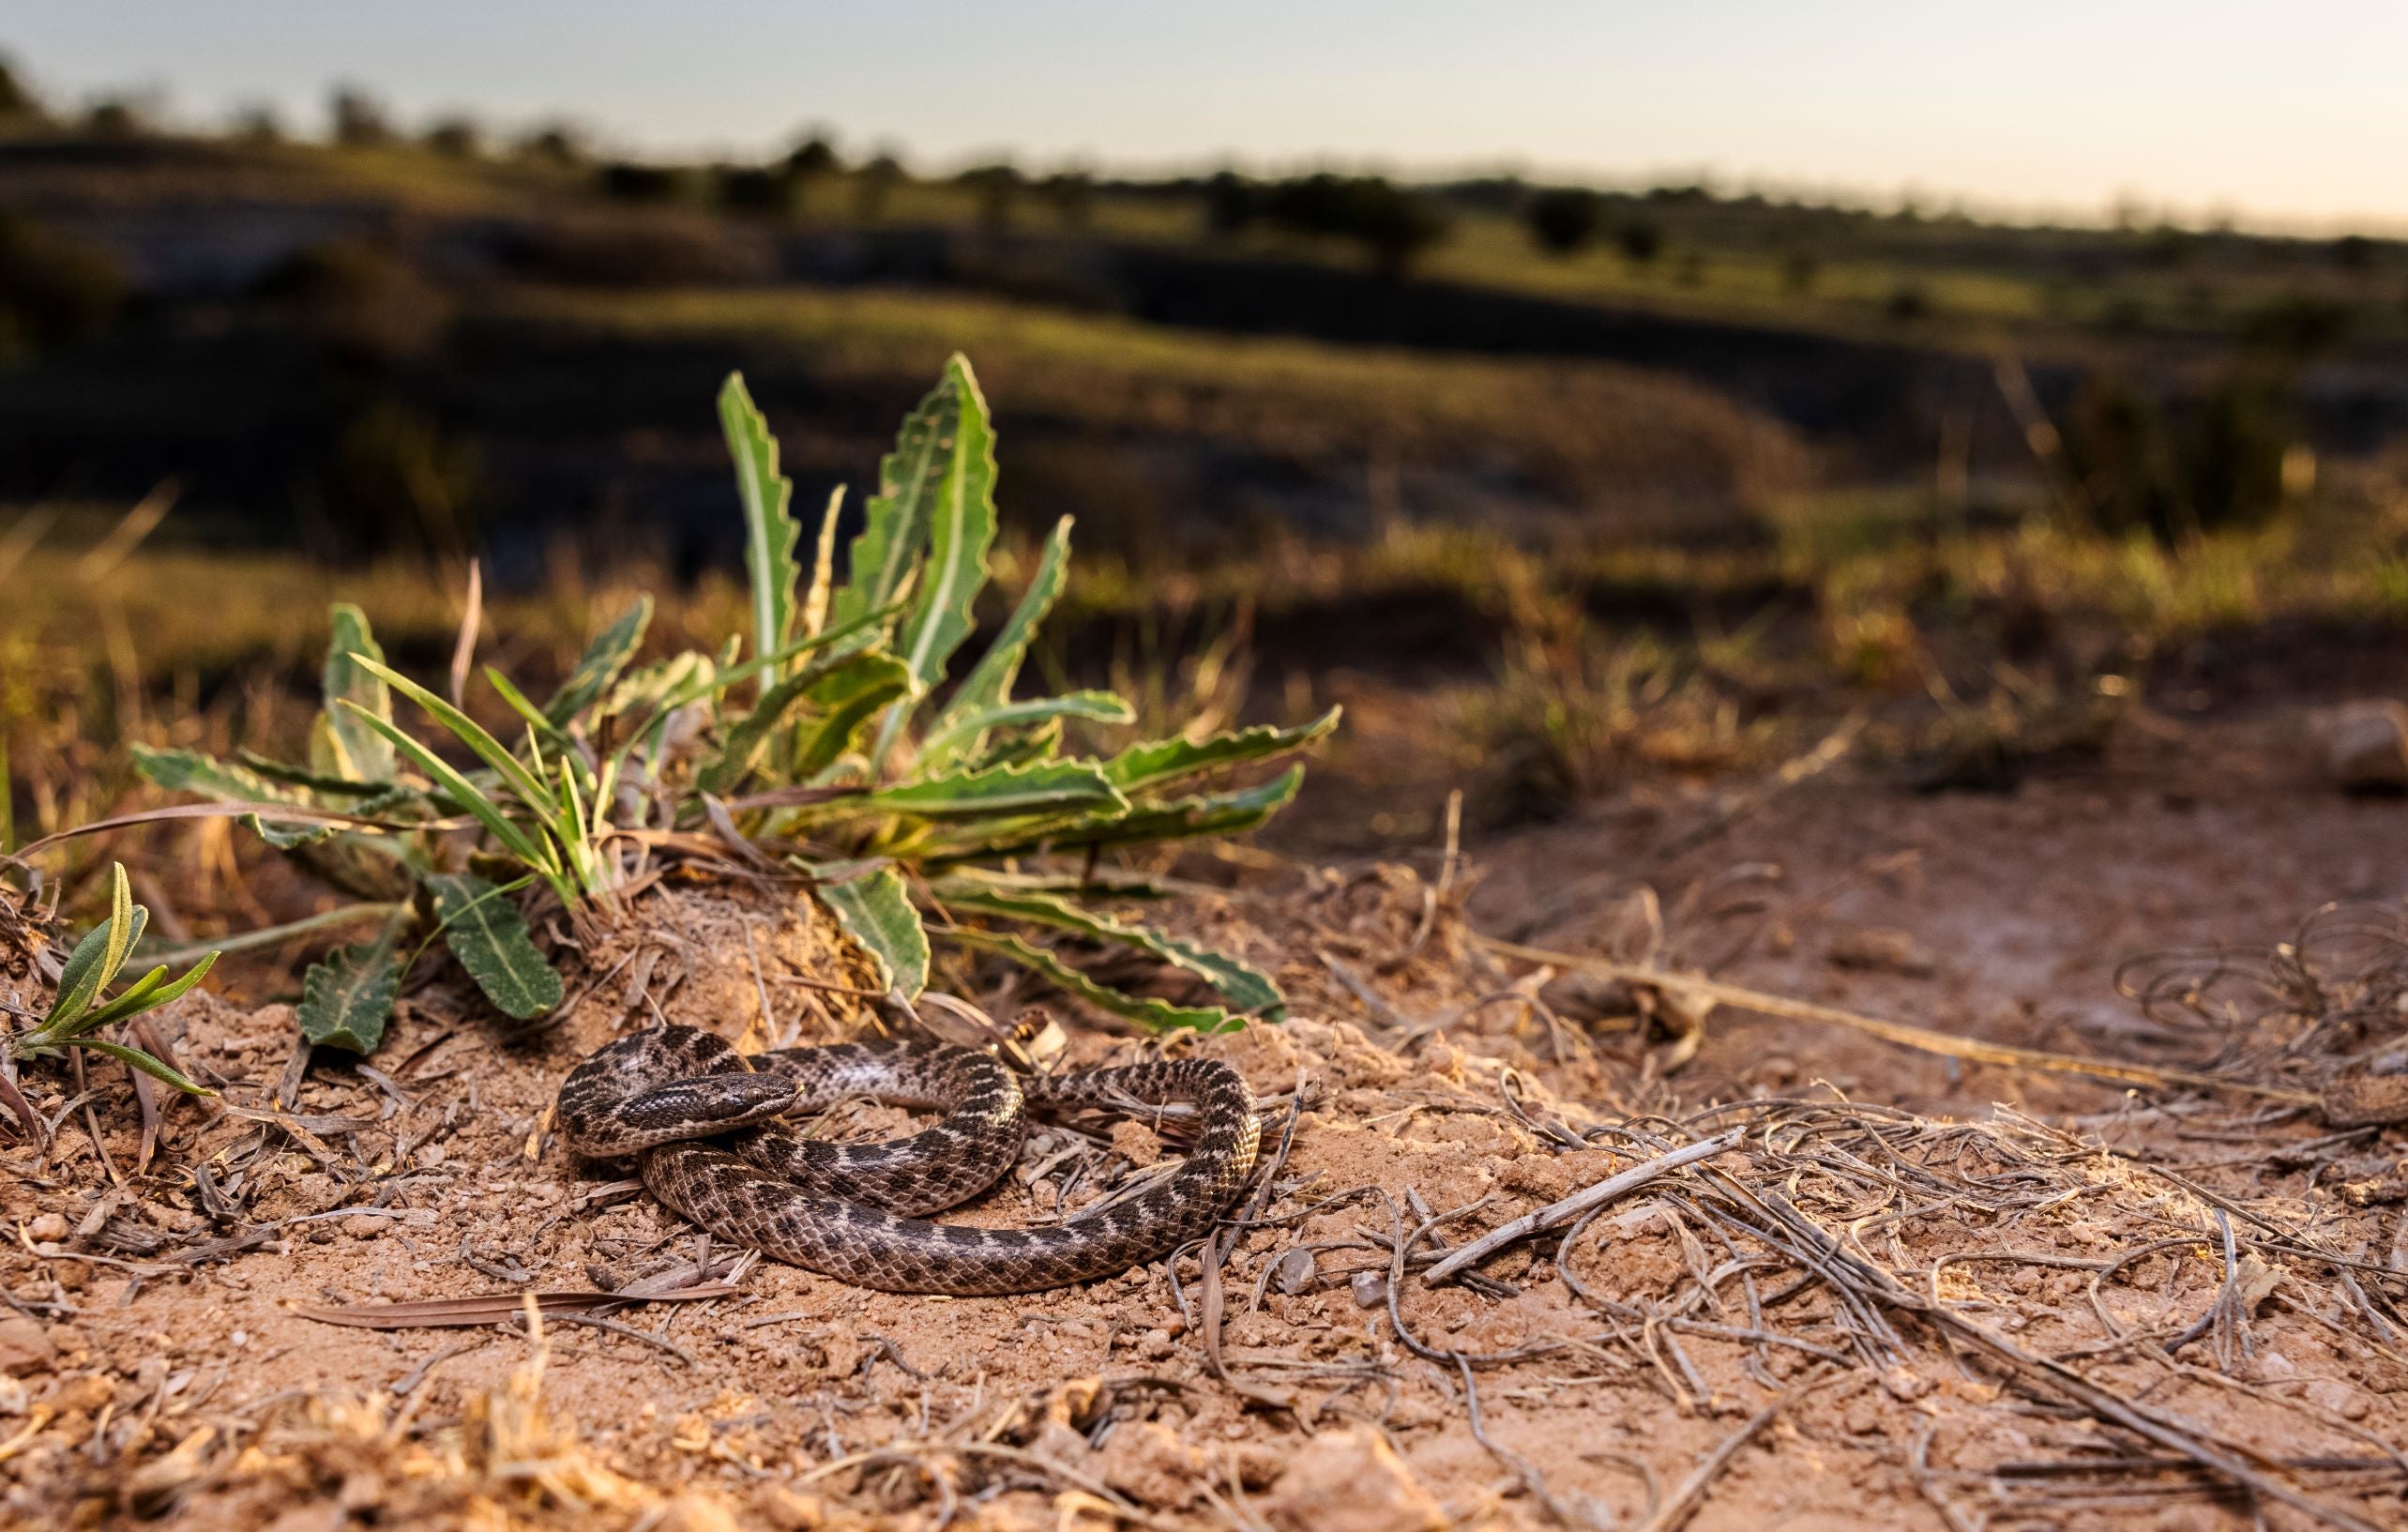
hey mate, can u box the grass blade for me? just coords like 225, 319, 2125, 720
338, 702, 564, 892
343, 657, 553, 817
917, 690, 1129, 771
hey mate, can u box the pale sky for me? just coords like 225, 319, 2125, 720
8, 1, 2406, 232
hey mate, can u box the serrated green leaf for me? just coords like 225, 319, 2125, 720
323, 603, 395, 782
1102, 708, 1342, 796
546, 598, 652, 728
964, 718, 1065, 773
818, 868, 929, 1000
235, 750, 393, 797
938, 883, 1283, 1019
945, 928, 1237, 1034
929, 765, 1305, 863
700, 645, 891, 796
720, 373, 802, 692
791, 653, 914, 781
918, 690, 1128, 771
928, 515, 1072, 755
131, 744, 298, 804
856, 759, 1123, 821
426, 872, 562, 1020
299, 939, 402, 1053
896, 355, 998, 695
831, 365, 962, 630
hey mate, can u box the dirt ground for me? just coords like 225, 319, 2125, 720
8, 699, 2408, 1531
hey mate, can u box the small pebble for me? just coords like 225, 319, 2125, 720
229, 1330, 250, 1349
341, 1214, 386, 1238
27, 1213, 68, 1242
417, 1144, 446, 1167
1351, 1270, 1388, 1309
1274, 1249, 1318, 1296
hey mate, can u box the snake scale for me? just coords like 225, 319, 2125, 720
555, 1024, 1262, 1294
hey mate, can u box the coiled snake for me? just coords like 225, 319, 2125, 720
555, 1024, 1261, 1294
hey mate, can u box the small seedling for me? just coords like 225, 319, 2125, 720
1, 863, 216, 1139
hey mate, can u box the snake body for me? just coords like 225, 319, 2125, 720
555, 1024, 1261, 1295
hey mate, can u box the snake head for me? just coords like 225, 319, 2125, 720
564, 1071, 805, 1157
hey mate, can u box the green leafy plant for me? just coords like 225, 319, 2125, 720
2, 864, 217, 1137
136, 355, 1335, 1047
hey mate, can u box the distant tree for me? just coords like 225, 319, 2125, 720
785, 133, 841, 178
2333, 234, 2378, 272
1204, 170, 1255, 235
0, 57, 44, 124
718, 164, 796, 216
958, 163, 1022, 235
423, 116, 482, 159
855, 153, 906, 220
1040, 171, 1095, 229
331, 86, 392, 146
1615, 219, 1664, 265
1260, 174, 1449, 278
520, 122, 587, 167
231, 103, 285, 144
1525, 188, 1602, 256
83, 97, 149, 140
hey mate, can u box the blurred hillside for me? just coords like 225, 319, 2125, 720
4, 78, 2404, 585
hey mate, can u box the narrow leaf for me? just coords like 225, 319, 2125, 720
930, 515, 1072, 740
819, 868, 930, 1000
299, 940, 404, 1053
1102, 708, 1342, 796
799, 485, 843, 640
426, 872, 562, 1020
322, 603, 396, 782
69, 1039, 214, 1096
930, 765, 1305, 863
85, 951, 218, 1029
918, 690, 1128, 771
945, 928, 1237, 1035
339, 703, 562, 889
344, 659, 553, 818
856, 758, 1123, 821
720, 373, 801, 691
936, 884, 1284, 1019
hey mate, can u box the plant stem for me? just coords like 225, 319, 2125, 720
135, 902, 408, 967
